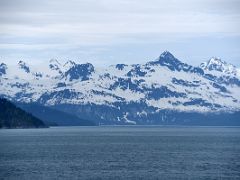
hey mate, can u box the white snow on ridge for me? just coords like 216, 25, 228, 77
200, 57, 239, 76
0, 54, 240, 113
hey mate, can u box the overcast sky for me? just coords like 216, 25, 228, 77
0, 0, 240, 66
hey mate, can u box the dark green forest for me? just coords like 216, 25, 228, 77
0, 98, 47, 128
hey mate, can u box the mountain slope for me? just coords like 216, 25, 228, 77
17, 103, 95, 126
0, 98, 47, 128
0, 51, 239, 125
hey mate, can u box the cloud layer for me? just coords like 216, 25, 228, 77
0, 0, 240, 66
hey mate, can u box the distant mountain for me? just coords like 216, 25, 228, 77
17, 103, 95, 126
0, 63, 7, 76
0, 98, 47, 128
200, 57, 240, 76
0, 51, 239, 125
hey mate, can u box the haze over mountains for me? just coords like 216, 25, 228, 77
0, 51, 240, 125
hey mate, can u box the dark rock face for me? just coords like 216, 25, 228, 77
147, 86, 187, 100
56, 82, 66, 88
65, 63, 94, 81
127, 65, 147, 77
38, 89, 83, 104
172, 78, 200, 87
0, 63, 7, 76
211, 83, 228, 93
109, 78, 144, 92
116, 64, 127, 70
18, 61, 30, 73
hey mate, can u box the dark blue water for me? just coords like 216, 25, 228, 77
0, 126, 240, 180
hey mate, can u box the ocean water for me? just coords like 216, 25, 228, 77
0, 126, 240, 180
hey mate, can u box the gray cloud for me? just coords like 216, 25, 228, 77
0, 0, 240, 65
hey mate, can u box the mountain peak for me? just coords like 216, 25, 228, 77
0, 63, 7, 76
160, 51, 175, 59
18, 60, 26, 65
158, 51, 181, 65
0, 62, 7, 68
200, 57, 238, 75
158, 51, 179, 63
208, 57, 225, 67
49, 59, 61, 65
63, 60, 76, 70
147, 51, 187, 71
49, 59, 62, 72
18, 60, 30, 73
64, 60, 75, 65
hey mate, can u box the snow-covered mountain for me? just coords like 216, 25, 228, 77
0, 51, 240, 125
200, 57, 240, 76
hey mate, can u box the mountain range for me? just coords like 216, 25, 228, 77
0, 51, 240, 125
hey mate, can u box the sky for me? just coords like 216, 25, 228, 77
0, 0, 240, 66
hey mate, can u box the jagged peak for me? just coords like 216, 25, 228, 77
49, 59, 63, 72
158, 51, 180, 63
147, 51, 185, 71
201, 57, 229, 67
49, 59, 61, 66
200, 57, 237, 75
157, 51, 181, 65
65, 62, 95, 73
18, 60, 27, 65
63, 60, 76, 69
115, 64, 127, 70
160, 50, 175, 59
18, 60, 30, 73
0, 62, 7, 67
0, 63, 7, 75
209, 57, 225, 65
64, 60, 75, 65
